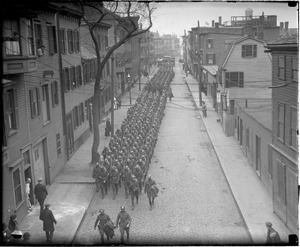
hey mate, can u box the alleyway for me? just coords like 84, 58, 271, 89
73, 63, 251, 245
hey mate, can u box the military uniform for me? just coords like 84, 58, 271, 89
94, 210, 114, 243
129, 175, 139, 210
109, 166, 119, 199
144, 176, 159, 210
92, 163, 101, 192
116, 207, 131, 244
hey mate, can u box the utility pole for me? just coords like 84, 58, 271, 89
110, 51, 114, 136
138, 38, 141, 91
198, 21, 202, 107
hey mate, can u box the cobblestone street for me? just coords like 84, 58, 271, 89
73, 64, 251, 245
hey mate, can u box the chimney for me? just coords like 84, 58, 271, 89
219, 16, 222, 25
285, 21, 289, 31
212, 20, 215, 27
280, 22, 284, 30
215, 22, 219, 28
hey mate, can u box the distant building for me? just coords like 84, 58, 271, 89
266, 31, 298, 234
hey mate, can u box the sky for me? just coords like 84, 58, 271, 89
151, 1, 298, 38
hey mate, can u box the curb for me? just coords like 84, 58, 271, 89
183, 71, 254, 244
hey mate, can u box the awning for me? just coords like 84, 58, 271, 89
202, 65, 218, 76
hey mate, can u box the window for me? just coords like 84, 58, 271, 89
64, 68, 70, 92
70, 66, 76, 89
277, 103, 285, 141
34, 22, 43, 55
4, 89, 18, 131
29, 88, 40, 118
56, 132, 61, 157
80, 103, 84, 124
3, 19, 21, 56
87, 62, 91, 82
83, 63, 88, 84
67, 30, 74, 53
242, 44, 257, 58
47, 25, 57, 55
42, 85, 50, 123
73, 106, 79, 129
277, 161, 286, 204
51, 81, 59, 107
278, 56, 286, 80
74, 30, 80, 52
225, 72, 244, 88
195, 34, 198, 43
23, 150, 31, 166
290, 107, 298, 149
291, 57, 298, 81
26, 19, 34, 55
76, 65, 82, 86
207, 39, 213, 48
85, 100, 89, 122
60, 29, 66, 54
13, 167, 23, 207
90, 61, 95, 81
206, 54, 215, 64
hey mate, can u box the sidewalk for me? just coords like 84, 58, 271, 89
182, 68, 293, 244
18, 68, 157, 245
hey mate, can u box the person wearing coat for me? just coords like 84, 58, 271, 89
8, 214, 18, 232
266, 222, 281, 244
34, 178, 48, 212
39, 204, 57, 243
144, 175, 159, 210
105, 118, 111, 137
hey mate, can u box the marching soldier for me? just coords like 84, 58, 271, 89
92, 162, 101, 192
123, 166, 132, 199
99, 164, 109, 199
133, 165, 144, 193
116, 206, 131, 244
144, 175, 159, 210
110, 166, 119, 199
94, 209, 114, 244
129, 175, 139, 210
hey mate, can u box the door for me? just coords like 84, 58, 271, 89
33, 140, 50, 185
66, 113, 74, 159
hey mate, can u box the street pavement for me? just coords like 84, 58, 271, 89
18, 69, 156, 245
182, 66, 294, 244
73, 63, 251, 245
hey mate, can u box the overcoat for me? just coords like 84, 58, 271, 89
34, 183, 48, 200
40, 208, 57, 232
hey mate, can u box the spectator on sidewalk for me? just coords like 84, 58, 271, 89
8, 214, 18, 232
266, 222, 281, 244
25, 178, 32, 212
40, 204, 57, 243
168, 88, 174, 102
34, 178, 48, 213
2, 223, 12, 244
22, 232, 31, 245
105, 118, 111, 137
201, 101, 207, 118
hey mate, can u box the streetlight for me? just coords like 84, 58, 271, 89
127, 73, 132, 105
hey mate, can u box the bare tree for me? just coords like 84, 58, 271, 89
75, 1, 155, 164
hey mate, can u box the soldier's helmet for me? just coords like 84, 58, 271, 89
99, 209, 104, 214
121, 206, 125, 211
96, 162, 100, 167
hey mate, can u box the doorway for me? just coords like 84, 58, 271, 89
24, 167, 34, 205
33, 139, 50, 185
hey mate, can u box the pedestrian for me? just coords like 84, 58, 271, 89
94, 209, 114, 244
144, 175, 159, 210
168, 89, 174, 102
39, 203, 57, 243
8, 214, 18, 232
2, 223, 12, 244
201, 101, 207, 118
266, 222, 281, 244
21, 232, 31, 245
115, 206, 131, 244
34, 178, 48, 212
25, 178, 32, 212
105, 118, 111, 137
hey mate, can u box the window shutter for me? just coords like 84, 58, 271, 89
253, 45, 257, 57
14, 89, 19, 129
72, 108, 76, 130
77, 65, 82, 86
225, 72, 230, 88
239, 72, 244, 88
242, 45, 246, 58
51, 82, 55, 107
48, 26, 54, 55
277, 160, 286, 204
36, 88, 41, 115
4, 91, 10, 132
29, 89, 34, 118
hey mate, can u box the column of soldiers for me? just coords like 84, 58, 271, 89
93, 65, 174, 211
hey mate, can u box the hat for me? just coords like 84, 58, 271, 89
99, 209, 104, 213
121, 206, 125, 211
10, 214, 17, 220
38, 178, 43, 182
266, 222, 272, 227
45, 203, 50, 207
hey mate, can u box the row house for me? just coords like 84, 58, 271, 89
2, 3, 81, 224
266, 32, 298, 234
217, 36, 272, 134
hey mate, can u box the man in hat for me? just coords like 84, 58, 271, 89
116, 206, 131, 244
266, 222, 281, 244
94, 209, 114, 244
34, 178, 48, 212
40, 204, 57, 243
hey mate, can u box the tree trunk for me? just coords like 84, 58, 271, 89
91, 87, 100, 164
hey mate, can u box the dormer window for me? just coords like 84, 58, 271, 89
3, 19, 21, 56
242, 44, 257, 58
